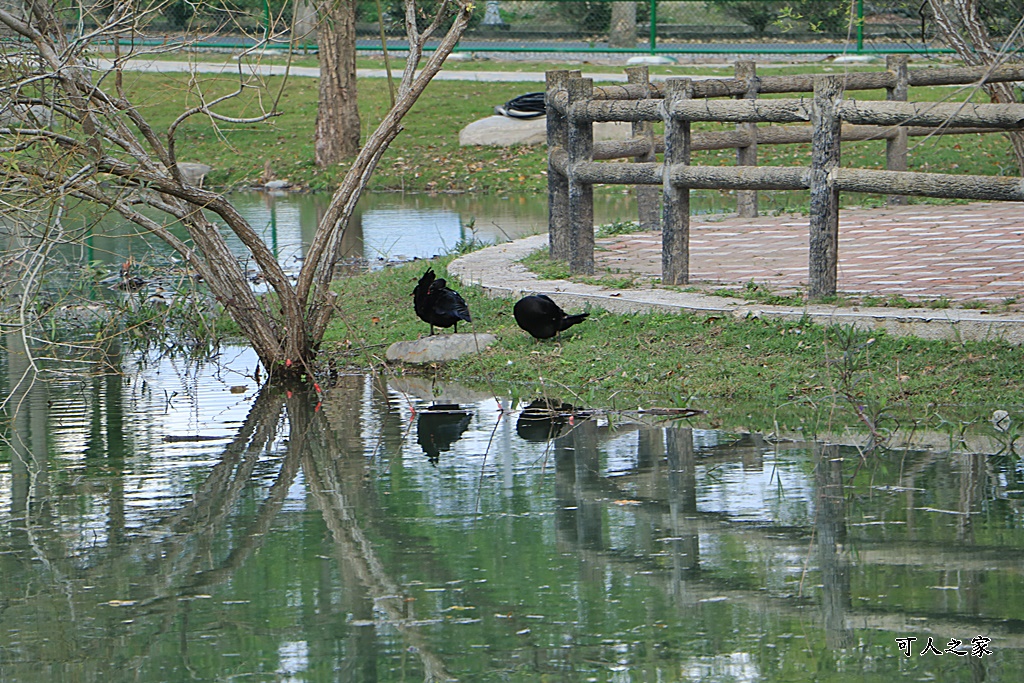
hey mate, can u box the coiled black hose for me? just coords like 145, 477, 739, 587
494, 92, 546, 119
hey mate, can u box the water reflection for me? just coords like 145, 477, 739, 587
2, 343, 1024, 680
515, 398, 583, 442
75, 191, 641, 278
416, 405, 473, 464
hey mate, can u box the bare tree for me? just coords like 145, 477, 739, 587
0, 0, 474, 382
314, 0, 360, 166
928, 0, 1024, 172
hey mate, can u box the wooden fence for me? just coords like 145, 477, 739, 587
546, 58, 1024, 298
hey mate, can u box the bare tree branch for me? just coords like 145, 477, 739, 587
1, 0, 477, 380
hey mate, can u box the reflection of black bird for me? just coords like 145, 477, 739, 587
515, 399, 581, 442
417, 404, 473, 464
413, 268, 472, 335
513, 294, 588, 340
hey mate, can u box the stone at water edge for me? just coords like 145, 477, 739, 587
385, 333, 497, 364
177, 162, 212, 187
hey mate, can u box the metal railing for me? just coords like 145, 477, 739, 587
100, 1, 957, 57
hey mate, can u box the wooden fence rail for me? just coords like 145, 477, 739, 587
546, 58, 1024, 299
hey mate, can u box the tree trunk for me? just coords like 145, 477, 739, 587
609, 3, 636, 48
927, 0, 1024, 174
294, 0, 318, 46
315, 0, 360, 168
0, 0, 474, 386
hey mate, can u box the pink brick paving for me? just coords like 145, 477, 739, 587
596, 202, 1024, 304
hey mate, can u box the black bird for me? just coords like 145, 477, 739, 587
513, 294, 588, 340
413, 268, 472, 334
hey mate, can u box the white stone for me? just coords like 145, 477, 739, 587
459, 115, 631, 147
0, 104, 56, 128
386, 333, 497, 364
992, 409, 1012, 432
177, 162, 212, 186
626, 55, 677, 65
832, 55, 876, 64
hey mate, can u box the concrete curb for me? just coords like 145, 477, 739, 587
449, 234, 1024, 346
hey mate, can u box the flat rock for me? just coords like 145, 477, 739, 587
386, 333, 497, 364
832, 55, 876, 64
0, 104, 56, 128
626, 55, 677, 65
459, 115, 631, 147
177, 162, 212, 186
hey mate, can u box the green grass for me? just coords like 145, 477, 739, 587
324, 257, 1024, 435
109, 60, 1019, 197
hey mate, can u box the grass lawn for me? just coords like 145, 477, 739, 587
325, 257, 1024, 436
111, 57, 1019, 198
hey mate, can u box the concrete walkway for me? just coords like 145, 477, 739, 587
449, 202, 1024, 345
96, 57, 633, 83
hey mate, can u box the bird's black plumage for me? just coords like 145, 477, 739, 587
413, 268, 472, 334
513, 294, 588, 340
412, 268, 437, 329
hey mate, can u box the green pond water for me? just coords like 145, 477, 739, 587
61, 187, 764, 277
2, 336, 1023, 682
69, 190, 648, 274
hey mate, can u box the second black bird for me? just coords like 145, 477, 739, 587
513, 294, 588, 340
413, 267, 472, 334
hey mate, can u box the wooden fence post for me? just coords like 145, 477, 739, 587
735, 60, 760, 217
547, 69, 578, 261
810, 76, 843, 299
886, 55, 909, 206
567, 76, 595, 275
627, 65, 661, 231
662, 78, 692, 286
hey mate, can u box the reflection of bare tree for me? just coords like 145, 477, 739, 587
2, 329, 56, 647
1, 372, 455, 677
666, 427, 700, 585
554, 420, 605, 555
4, 330, 50, 538
814, 444, 853, 649
298, 386, 455, 682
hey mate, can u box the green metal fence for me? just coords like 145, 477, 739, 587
116, 1, 965, 56
451, 0, 931, 52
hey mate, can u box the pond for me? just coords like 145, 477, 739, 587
72, 190, 645, 276
2, 338, 1023, 681
61, 185, 765, 280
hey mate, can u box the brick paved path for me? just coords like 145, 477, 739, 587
598, 202, 1024, 304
